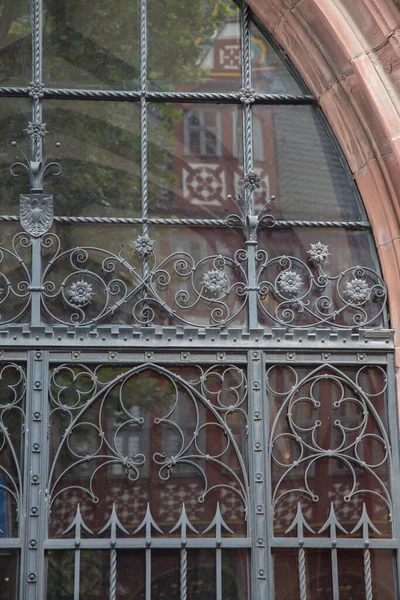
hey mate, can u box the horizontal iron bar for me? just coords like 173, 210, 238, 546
44, 537, 252, 550
0, 85, 315, 104
272, 537, 399, 549
0, 215, 371, 229
0, 539, 21, 548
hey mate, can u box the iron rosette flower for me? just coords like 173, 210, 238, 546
68, 280, 93, 306
336, 266, 387, 327
148, 251, 248, 327
307, 242, 330, 265
257, 256, 315, 326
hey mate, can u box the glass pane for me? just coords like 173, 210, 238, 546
43, 0, 139, 89
149, 226, 247, 327
0, 363, 25, 537
148, 103, 242, 219
274, 549, 332, 600
0, 550, 19, 599
0, 1, 31, 86
268, 365, 391, 537
273, 549, 300, 599
47, 550, 74, 599
258, 228, 385, 329
0, 223, 31, 327
251, 21, 302, 94
307, 550, 332, 599
118, 551, 145, 598
151, 550, 180, 599
148, 1, 240, 92
222, 550, 249, 599
45, 101, 141, 217
48, 363, 248, 537
338, 550, 396, 600
0, 98, 32, 215
187, 550, 216, 598
40, 224, 247, 328
41, 223, 142, 327
252, 106, 363, 221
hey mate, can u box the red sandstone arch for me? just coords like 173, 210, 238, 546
247, 0, 400, 381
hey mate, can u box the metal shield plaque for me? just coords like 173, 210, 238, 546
20, 193, 53, 237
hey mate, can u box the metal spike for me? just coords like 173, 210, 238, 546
203, 502, 234, 535
169, 502, 199, 535
350, 503, 381, 537
285, 503, 315, 536
98, 502, 129, 537
62, 503, 93, 537
318, 503, 348, 535
133, 502, 163, 536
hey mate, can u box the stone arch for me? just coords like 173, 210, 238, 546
246, 0, 400, 380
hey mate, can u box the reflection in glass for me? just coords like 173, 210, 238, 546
0, 1, 31, 86
150, 226, 247, 327
0, 98, 32, 215
148, 103, 242, 219
338, 550, 396, 600
148, 0, 240, 92
43, 0, 139, 89
252, 106, 363, 221
47, 550, 74, 599
0, 364, 25, 538
47, 550, 110, 599
251, 21, 302, 94
150, 551, 180, 599
273, 549, 300, 599
222, 550, 249, 599
258, 228, 384, 329
274, 549, 332, 599
45, 101, 141, 217
268, 365, 391, 538
48, 364, 248, 538
0, 550, 18, 599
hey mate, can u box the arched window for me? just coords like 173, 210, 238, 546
0, 1, 397, 599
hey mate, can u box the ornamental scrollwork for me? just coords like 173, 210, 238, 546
0, 233, 32, 325
48, 363, 248, 532
0, 363, 26, 533
39, 233, 248, 327
257, 243, 387, 328
268, 364, 392, 536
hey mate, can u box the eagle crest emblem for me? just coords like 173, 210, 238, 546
20, 194, 53, 237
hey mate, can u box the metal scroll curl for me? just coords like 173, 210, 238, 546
269, 363, 392, 535
48, 363, 249, 520
40, 233, 248, 327
0, 363, 26, 529
257, 245, 387, 328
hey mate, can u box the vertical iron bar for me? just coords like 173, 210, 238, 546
146, 516, 151, 600
241, 1, 258, 330
30, 0, 44, 328
364, 545, 373, 600
329, 517, 339, 600
110, 547, 117, 600
249, 350, 269, 600
215, 517, 222, 600
331, 545, 339, 600
74, 546, 80, 600
298, 543, 307, 600
32, 0, 43, 164
20, 351, 48, 600
140, 0, 149, 281
180, 547, 187, 600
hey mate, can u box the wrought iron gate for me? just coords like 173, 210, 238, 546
0, 0, 398, 598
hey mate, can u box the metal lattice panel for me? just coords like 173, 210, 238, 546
0, 0, 397, 599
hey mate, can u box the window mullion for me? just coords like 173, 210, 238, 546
248, 350, 271, 600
